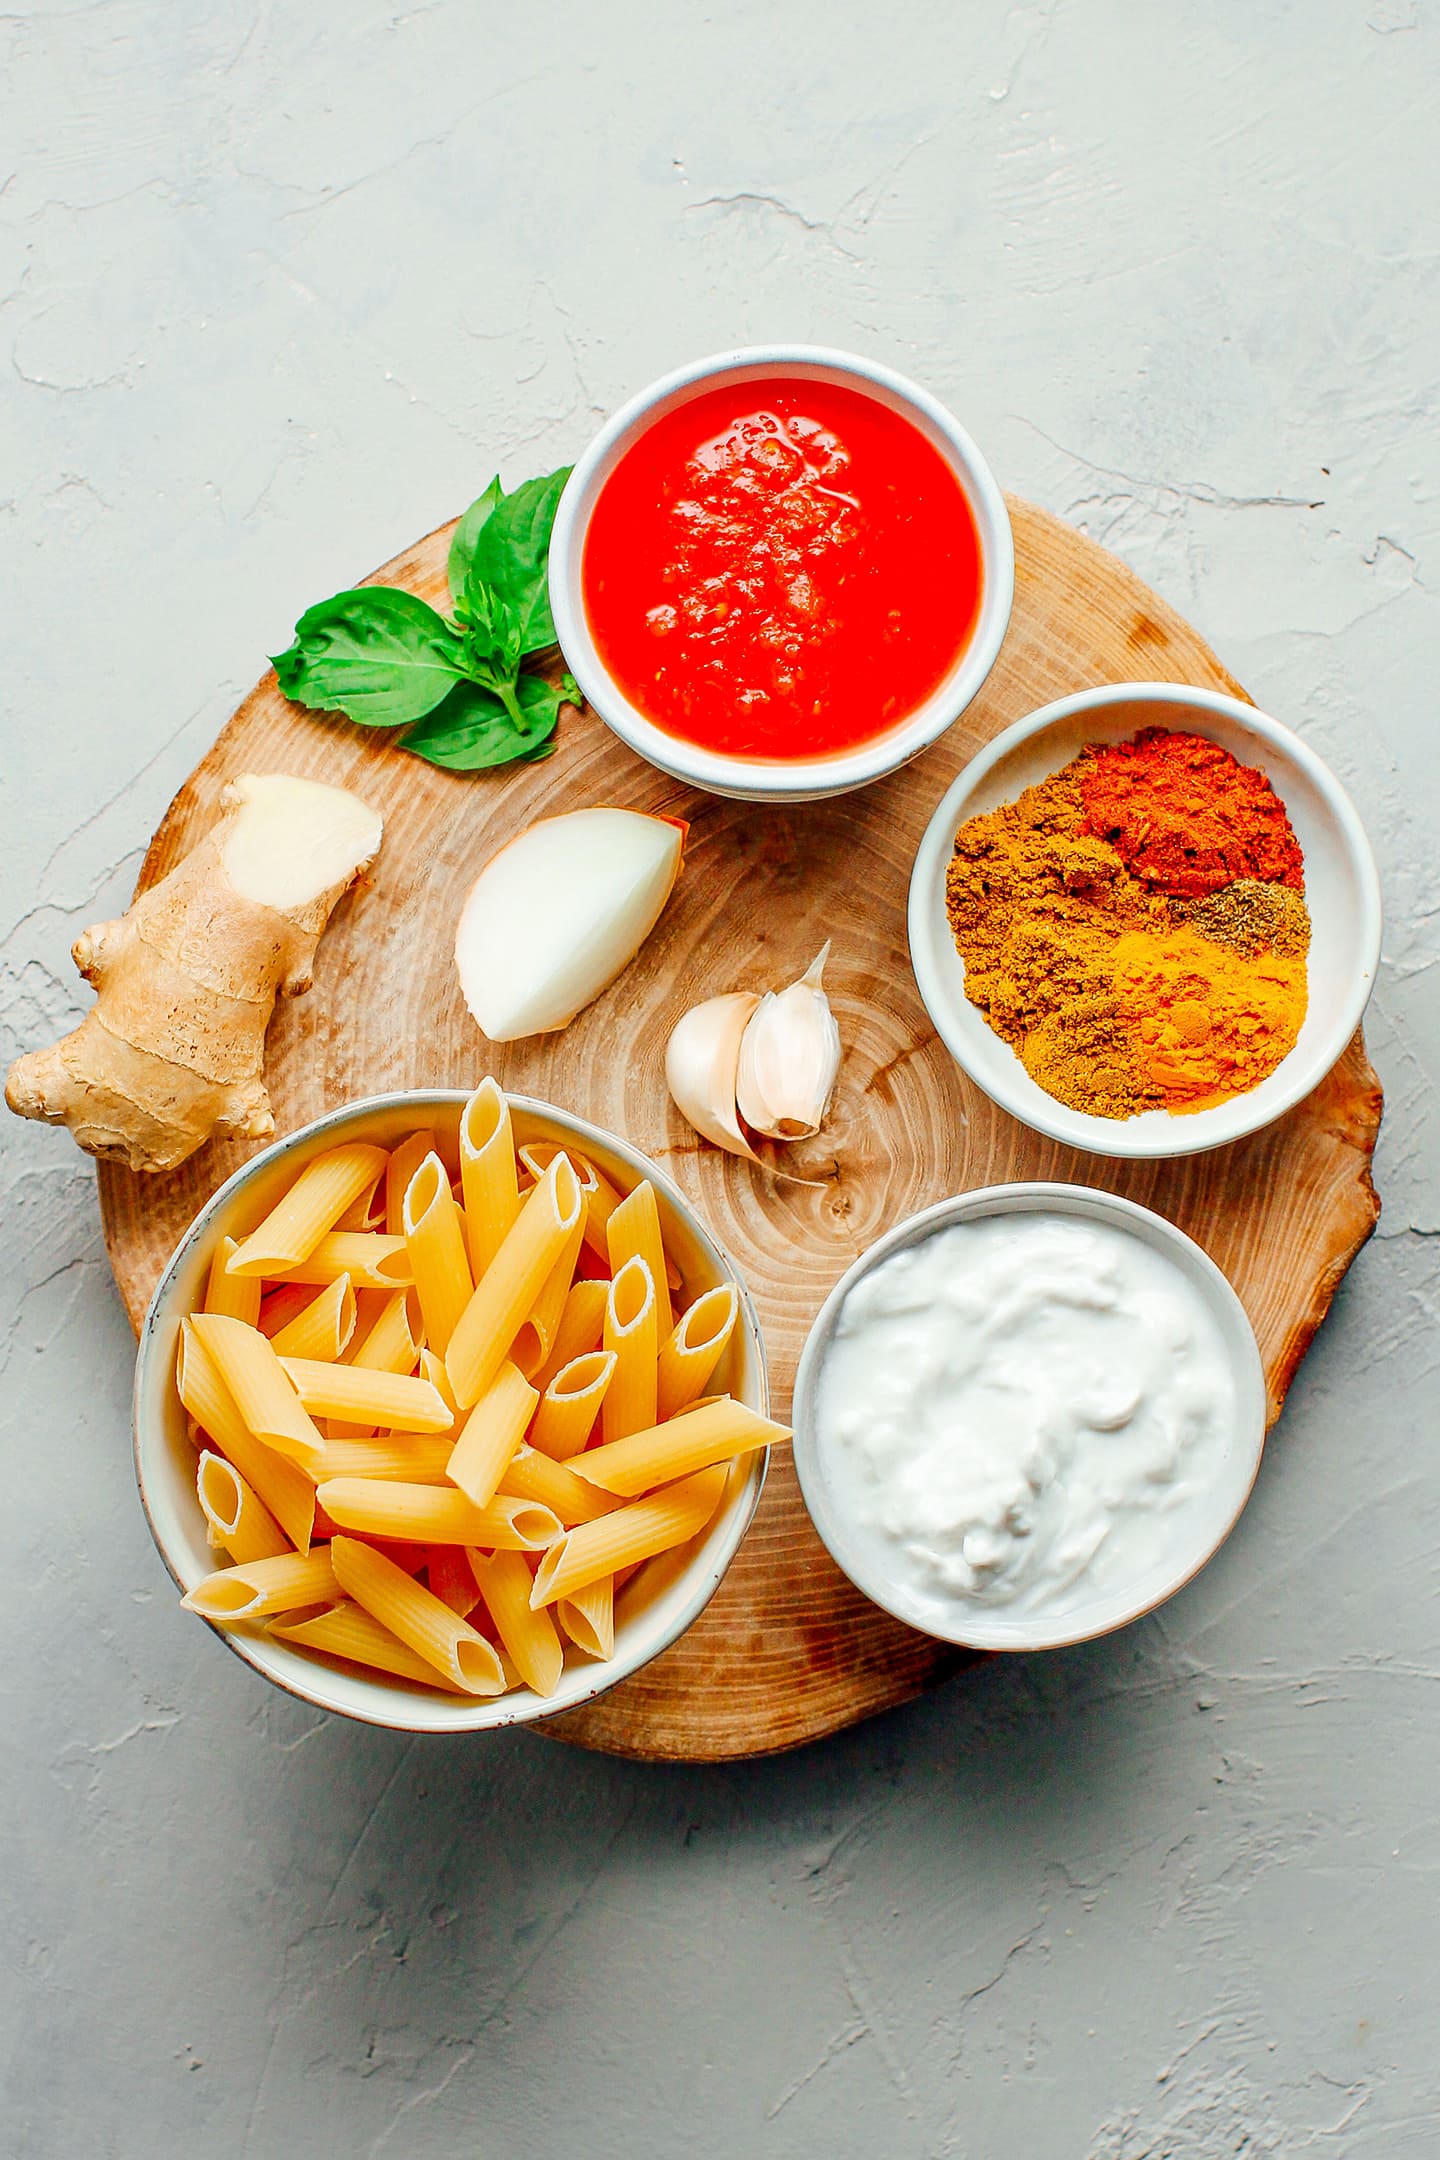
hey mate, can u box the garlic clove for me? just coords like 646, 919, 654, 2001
665, 992, 761, 1160
735, 943, 841, 1140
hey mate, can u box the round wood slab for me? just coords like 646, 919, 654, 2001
98, 496, 1382, 1761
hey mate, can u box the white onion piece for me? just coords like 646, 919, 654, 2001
455, 807, 684, 1041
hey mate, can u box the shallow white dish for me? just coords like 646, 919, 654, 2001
907, 682, 1382, 1158
548, 343, 1014, 803
791, 1183, 1268, 1652
134, 1091, 768, 1733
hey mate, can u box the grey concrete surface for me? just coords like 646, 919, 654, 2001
3, 4, 1437, 2154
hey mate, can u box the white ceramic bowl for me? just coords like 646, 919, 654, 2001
908, 682, 1382, 1158
134, 1091, 769, 1733
792, 1183, 1268, 1652
548, 344, 1014, 803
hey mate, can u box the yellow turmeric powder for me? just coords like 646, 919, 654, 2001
945, 745, 1309, 1119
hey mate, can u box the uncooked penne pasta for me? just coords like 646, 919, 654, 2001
529, 1349, 616, 1462
426, 1544, 479, 1616
511, 1213, 586, 1379
606, 1180, 674, 1339
189, 1313, 325, 1470
270, 1274, 357, 1363
446, 1360, 537, 1509
203, 1236, 260, 1325
176, 1323, 316, 1553
556, 1577, 615, 1662
529, 1466, 728, 1608
270, 1600, 470, 1691
310, 1434, 455, 1482
183, 1547, 341, 1621
533, 1276, 609, 1394
333, 1163, 385, 1232
195, 1450, 288, 1565
419, 1347, 461, 1430
268, 1232, 414, 1290
467, 1548, 563, 1697
386, 1129, 438, 1237
602, 1256, 658, 1445
446, 1154, 584, 1410
276, 1358, 453, 1434
459, 1080, 520, 1279
657, 1284, 738, 1421
316, 1477, 560, 1549
348, 1286, 421, 1372
227, 1143, 389, 1276
330, 1536, 505, 1695
575, 1395, 786, 1497
403, 1150, 473, 1357
497, 1442, 621, 1527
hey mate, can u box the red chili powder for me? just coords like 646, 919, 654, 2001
1080, 727, 1305, 899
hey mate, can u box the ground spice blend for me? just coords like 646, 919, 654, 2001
945, 729, 1310, 1119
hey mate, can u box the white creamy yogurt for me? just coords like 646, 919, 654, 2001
811, 1211, 1237, 1630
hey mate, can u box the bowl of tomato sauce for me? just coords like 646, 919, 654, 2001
549, 347, 1014, 802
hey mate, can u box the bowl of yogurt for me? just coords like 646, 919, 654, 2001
792, 1185, 1267, 1651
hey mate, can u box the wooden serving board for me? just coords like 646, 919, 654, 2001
99, 496, 1382, 1761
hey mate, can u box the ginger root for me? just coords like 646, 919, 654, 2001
6, 773, 383, 1173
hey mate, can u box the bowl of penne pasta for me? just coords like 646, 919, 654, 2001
133, 1081, 780, 1731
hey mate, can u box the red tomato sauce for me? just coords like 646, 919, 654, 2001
582, 377, 983, 761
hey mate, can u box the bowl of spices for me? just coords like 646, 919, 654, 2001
907, 683, 1381, 1157
792, 1183, 1269, 1651
549, 346, 1014, 802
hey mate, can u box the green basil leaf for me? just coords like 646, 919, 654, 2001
397, 670, 569, 771
459, 577, 524, 676
272, 590, 467, 727
469, 466, 572, 653
446, 477, 503, 610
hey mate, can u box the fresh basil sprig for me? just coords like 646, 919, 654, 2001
271, 467, 580, 771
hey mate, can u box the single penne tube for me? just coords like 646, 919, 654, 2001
446, 1154, 585, 1410
403, 1150, 474, 1357
529, 1349, 617, 1462
203, 1236, 260, 1325
459, 1079, 520, 1278
269, 1274, 358, 1363
601, 1256, 658, 1445
385, 1129, 438, 1237
426, 1544, 479, 1616
605, 1179, 674, 1338
556, 1577, 615, 1661
227, 1143, 390, 1276
182, 1547, 340, 1621
195, 1450, 289, 1565
574, 1395, 787, 1497
419, 1347, 461, 1430
467, 1548, 564, 1696
189, 1313, 325, 1470
529, 1467, 728, 1608
310, 1434, 455, 1482
533, 1276, 609, 1394
276, 1358, 453, 1433
270, 1600, 470, 1691
656, 1284, 740, 1421
511, 1213, 586, 1379
316, 1477, 560, 1549
176, 1322, 316, 1553
330, 1537, 504, 1695
498, 1442, 622, 1527
268, 1232, 414, 1290
446, 1360, 537, 1509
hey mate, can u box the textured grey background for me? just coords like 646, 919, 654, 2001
3, 4, 1437, 2155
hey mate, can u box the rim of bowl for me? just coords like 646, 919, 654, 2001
133, 1089, 770, 1734
791, 1181, 1269, 1652
907, 681, 1384, 1159
548, 343, 1016, 802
